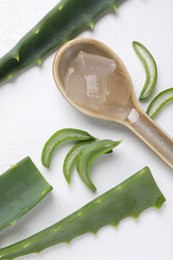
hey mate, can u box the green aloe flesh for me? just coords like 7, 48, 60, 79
132, 41, 157, 101
41, 128, 95, 168
76, 140, 121, 191
63, 141, 93, 184
147, 88, 173, 118
0, 157, 52, 232
0, 0, 125, 85
0, 167, 165, 259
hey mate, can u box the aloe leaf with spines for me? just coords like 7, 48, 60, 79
0, 0, 126, 85
41, 128, 96, 168
76, 140, 121, 191
0, 157, 52, 232
0, 167, 165, 259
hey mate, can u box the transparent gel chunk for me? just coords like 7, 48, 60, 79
105, 72, 131, 105
65, 66, 106, 111
65, 65, 86, 105
65, 51, 131, 120
77, 51, 116, 75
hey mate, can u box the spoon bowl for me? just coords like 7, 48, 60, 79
53, 38, 137, 124
53, 38, 173, 169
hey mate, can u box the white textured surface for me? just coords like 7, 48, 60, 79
0, 0, 173, 259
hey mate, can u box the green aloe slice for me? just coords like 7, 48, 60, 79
41, 128, 95, 168
76, 140, 121, 191
0, 157, 52, 232
0, 167, 165, 259
146, 88, 173, 118
63, 141, 93, 184
132, 41, 157, 101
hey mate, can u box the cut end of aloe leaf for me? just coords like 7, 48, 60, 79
0, 157, 52, 232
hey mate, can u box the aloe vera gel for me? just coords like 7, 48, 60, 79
65, 51, 131, 120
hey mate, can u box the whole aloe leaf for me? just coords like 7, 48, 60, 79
0, 157, 52, 232
0, 0, 126, 85
0, 167, 165, 259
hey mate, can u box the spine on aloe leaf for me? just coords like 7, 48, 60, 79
0, 167, 165, 259
0, 0, 124, 85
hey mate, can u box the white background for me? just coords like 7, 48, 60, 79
0, 0, 173, 259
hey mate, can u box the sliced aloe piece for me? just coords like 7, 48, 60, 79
0, 167, 165, 259
146, 88, 173, 118
132, 41, 157, 101
63, 141, 114, 185
0, 157, 52, 231
41, 128, 95, 168
63, 141, 92, 184
76, 140, 121, 191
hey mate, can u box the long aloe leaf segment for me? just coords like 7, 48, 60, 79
0, 157, 52, 232
0, 0, 126, 85
0, 167, 165, 259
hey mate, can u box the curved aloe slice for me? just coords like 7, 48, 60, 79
132, 41, 157, 100
41, 128, 95, 168
0, 167, 165, 259
146, 88, 173, 118
0, 0, 125, 85
76, 140, 121, 191
63, 141, 114, 185
63, 141, 92, 184
0, 157, 52, 232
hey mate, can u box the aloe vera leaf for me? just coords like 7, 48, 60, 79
132, 41, 157, 101
0, 0, 125, 85
41, 128, 95, 168
0, 157, 52, 232
76, 140, 121, 191
63, 141, 93, 184
0, 167, 165, 259
146, 88, 173, 118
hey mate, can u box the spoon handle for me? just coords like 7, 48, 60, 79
126, 108, 173, 169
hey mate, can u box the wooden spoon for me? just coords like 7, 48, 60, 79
53, 38, 173, 169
